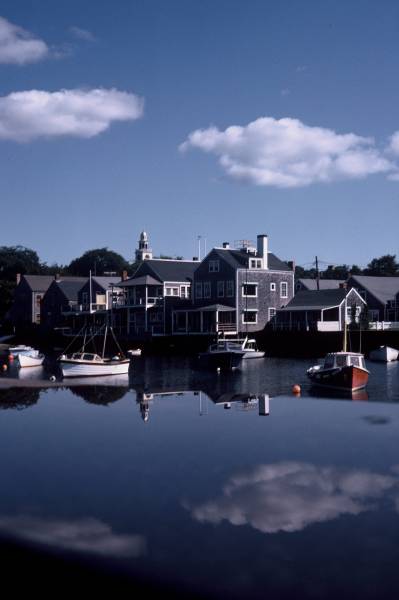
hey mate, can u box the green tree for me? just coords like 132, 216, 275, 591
364, 255, 399, 276
0, 246, 42, 280
67, 248, 130, 276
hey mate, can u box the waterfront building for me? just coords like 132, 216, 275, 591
273, 287, 366, 332
41, 276, 87, 328
113, 258, 198, 336
346, 275, 399, 322
7, 274, 54, 325
172, 234, 295, 336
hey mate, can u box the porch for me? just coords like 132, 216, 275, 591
172, 304, 237, 335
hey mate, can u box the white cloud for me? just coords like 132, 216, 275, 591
388, 131, 399, 155
0, 515, 147, 557
180, 116, 395, 188
69, 26, 96, 42
0, 16, 48, 64
0, 88, 144, 142
186, 462, 397, 534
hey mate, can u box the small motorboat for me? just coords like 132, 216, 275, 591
369, 346, 398, 362
9, 346, 44, 368
225, 337, 265, 359
16, 350, 44, 368
198, 340, 245, 371
307, 352, 369, 392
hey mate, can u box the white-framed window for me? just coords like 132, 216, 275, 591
268, 307, 276, 320
249, 259, 262, 269
242, 283, 258, 297
180, 285, 190, 299
166, 287, 179, 296
242, 310, 258, 324
209, 260, 220, 273
270, 283, 276, 292
195, 282, 202, 299
203, 281, 211, 298
217, 281, 224, 297
280, 282, 288, 299
346, 304, 361, 322
226, 280, 234, 297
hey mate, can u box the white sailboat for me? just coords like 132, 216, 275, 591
58, 324, 131, 378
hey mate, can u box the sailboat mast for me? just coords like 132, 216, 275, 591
89, 269, 92, 314
102, 325, 107, 358
343, 295, 347, 352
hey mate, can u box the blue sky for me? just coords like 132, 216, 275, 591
0, 0, 398, 270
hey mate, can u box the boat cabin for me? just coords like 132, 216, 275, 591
323, 352, 366, 370
64, 353, 103, 362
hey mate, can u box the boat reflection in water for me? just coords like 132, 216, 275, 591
308, 385, 369, 402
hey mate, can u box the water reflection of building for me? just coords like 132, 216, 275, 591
133, 384, 271, 419
214, 393, 270, 415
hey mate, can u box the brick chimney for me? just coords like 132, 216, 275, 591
287, 260, 295, 272
121, 270, 128, 281
16, 273, 21, 285
55, 273, 60, 282
222, 242, 230, 249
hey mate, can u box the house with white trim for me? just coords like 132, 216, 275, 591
172, 234, 295, 335
273, 287, 366, 332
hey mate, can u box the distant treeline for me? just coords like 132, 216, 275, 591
295, 254, 399, 280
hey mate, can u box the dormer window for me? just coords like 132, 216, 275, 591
249, 259, 262, 269
209, 260, 220, 272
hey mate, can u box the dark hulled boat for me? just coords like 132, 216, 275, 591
198, 340, 245, 371
307, 352, 369, 392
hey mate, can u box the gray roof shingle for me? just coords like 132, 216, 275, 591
128, 259, 198, 283
281, 289, 348, 311
297, 279, 345, 290
214, 249, 292, 271
22, 275, 54, 292
349, 276, 399, 306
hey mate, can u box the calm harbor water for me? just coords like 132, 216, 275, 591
1, 356, 399, 597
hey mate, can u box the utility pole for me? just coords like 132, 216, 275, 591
315, 256, 320, 291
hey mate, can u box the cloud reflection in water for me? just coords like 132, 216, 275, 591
186, 462, 398, 534
0, 515, 146, 557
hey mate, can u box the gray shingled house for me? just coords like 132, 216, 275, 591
7, 274, 54, 325
113, 259, 198, 336
274, 287, 366, 331
346, 275, 399, 322
41, 277, 87, 328
172, 234, 295, 335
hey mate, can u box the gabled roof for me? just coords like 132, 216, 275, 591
119, 274, 162, 287
22, 275, 54, 292
127, 259, 198, 284
52, 278, 87, 301
297, 279, 345, 290
213, 248, 292, 271
280, 289, 350, 311
91, 276, 122, 289
349, 275, 399, 306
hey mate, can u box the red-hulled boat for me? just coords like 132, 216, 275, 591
307, 352, 369, 392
